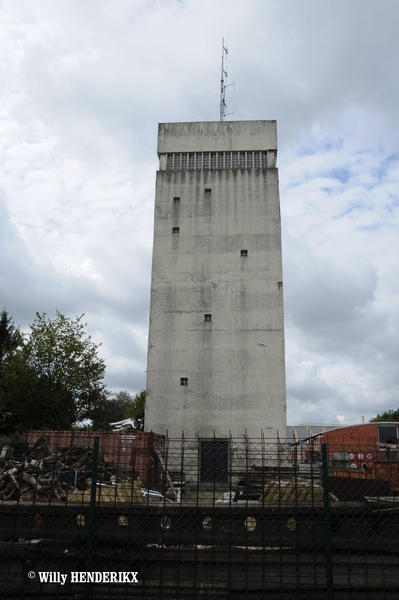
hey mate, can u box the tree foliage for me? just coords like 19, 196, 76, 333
0, 310, 22, 431
0, 311, 105, 431
90, 390, 145, 430
125, 389, 145, 421
370, 408, 399, 422
0, 310, 20, 364
91, 390, 134, 430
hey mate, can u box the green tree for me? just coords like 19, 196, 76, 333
91, 390, 145, 430
0, 311, 106, 431
0, 310, 23, 431
0, 310, 20, 364
370, 408, 399, 422
91, 390, 135, 430
125, 389, 145, 422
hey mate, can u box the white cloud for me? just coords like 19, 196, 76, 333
1, 0, 399, 421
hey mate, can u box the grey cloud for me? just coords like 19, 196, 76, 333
0, 188, 148, 395
285, 251, 381, 353
2, 0, 399, 424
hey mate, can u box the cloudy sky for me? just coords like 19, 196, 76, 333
1, 0, 399, 426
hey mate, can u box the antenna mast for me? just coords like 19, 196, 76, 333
220, 38, 228, 121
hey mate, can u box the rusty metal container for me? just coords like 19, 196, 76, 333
24, 430, 164, 488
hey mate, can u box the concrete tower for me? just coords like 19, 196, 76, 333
145, 121, 286, 440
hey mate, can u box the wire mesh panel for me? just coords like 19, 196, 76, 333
0, 433, 399, 599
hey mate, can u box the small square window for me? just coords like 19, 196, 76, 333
173, 197, 180, 204
204, 314, 212, 322
173, 227, 180, 234
241, 249, 248, 257
180, 377, 188, 386
205, 188, 212, 194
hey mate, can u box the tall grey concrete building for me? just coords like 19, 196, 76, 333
145, 121, 286, 440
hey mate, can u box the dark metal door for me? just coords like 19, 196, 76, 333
200, 440, 228, 482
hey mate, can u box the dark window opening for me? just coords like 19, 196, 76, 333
241, 249, 248, 257
180, 377, 188, 386
204, 314, 212, 322
173, 197, 180, 204
379, 425, 398, 443
172, 227, 180, 234
205, 188, 212, 194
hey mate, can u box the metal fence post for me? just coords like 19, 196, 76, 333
84, 435, 100, 599
321, 442, 334, 599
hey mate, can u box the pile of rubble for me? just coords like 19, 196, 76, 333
0, 434, 127, 502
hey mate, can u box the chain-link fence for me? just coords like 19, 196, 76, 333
1, 431, 399, 599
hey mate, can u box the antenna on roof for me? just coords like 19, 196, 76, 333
220, 38, 234, 121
